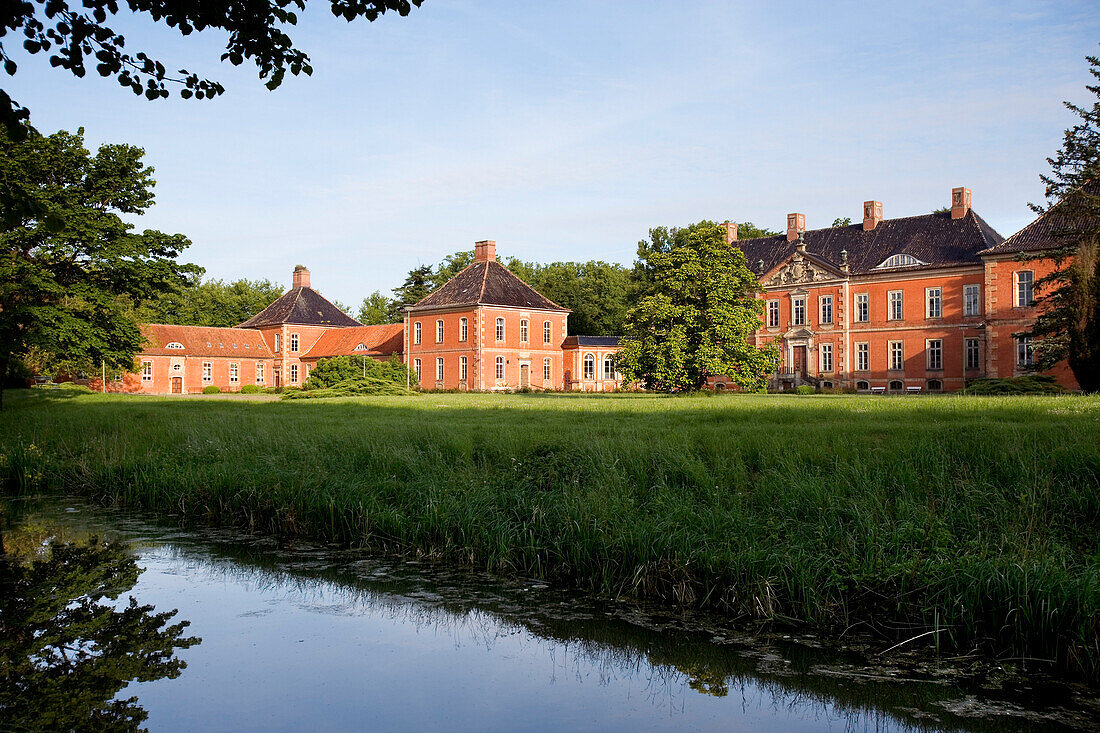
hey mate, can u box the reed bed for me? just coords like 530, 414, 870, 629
2, 389, 1098, 679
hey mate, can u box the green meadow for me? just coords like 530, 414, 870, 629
2, 390, 1098, 679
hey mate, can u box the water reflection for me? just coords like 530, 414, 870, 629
0, 511, 200, 731
3, 498, 1096, 732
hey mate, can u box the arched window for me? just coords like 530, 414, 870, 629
495, 356, 504, 380
543, 358, 552, 382
436, 319, 444, 343
928, 379, 943, 391
459, 356, 468, 381
496, 317, 505, 341
543, 321, 552, 344
354, 343, 368, 351
856, 380, 870, 391
413, 359, 421, 380
165, 342, 184, 349
603, 355, 615, 380
436, 357, 444, 381
875, 253, 927, 269
888, 380, 904, 391
290, 333, 299, 352
414, 322, 422, 345
583, 353, 595, 380
520, 319, 529, 342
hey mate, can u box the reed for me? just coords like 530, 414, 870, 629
2, 389, 1098, 678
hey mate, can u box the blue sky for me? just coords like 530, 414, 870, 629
7, 1, 1100, 307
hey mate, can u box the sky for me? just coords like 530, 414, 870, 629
6, 1, 1100, 308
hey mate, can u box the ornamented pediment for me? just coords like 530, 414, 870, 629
766, 252, 842, 287
785, 328, 814, 340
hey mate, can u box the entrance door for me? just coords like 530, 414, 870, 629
792, 346, 807, 376
274, 371, 281, 387
519, 364, 529, 388
171, 377, 183, 394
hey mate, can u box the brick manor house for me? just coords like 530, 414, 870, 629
118, 186, 1078, 394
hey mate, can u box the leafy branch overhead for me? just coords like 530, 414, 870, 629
0, 0, 425, 134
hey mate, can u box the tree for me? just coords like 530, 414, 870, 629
832, 217, 852, 227
632, 221, 779, 290
0, 126, 199, 408
503, 258, 632, 336
303, 354, 414, 389
392, 264, 434, 308
357, 290, 400, 324
0, 0, 424, 136
618, 221, 779, 392
431, 250, 475, 289
1023, 51, 1100, 392
137, 277, 283, 327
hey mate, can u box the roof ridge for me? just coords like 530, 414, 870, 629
737, 210, 954, 243
479, 261, 489, 302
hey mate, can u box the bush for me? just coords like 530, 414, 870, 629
793, 385, 815, 395
960, 375, 1067, 395
282, 375, 417, 399
239, 385, 262, 394
304, 355, 415, 391
202, 385, 221, 394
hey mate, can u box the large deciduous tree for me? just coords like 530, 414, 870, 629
0, 0, 424, 135
137, 278, 283, 327
618, 221, 779, 392
357, 290, 400, 324
1024, 51, 1100, 392
0, 126, 199, 407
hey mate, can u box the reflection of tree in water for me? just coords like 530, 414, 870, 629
0, 522, 200, 731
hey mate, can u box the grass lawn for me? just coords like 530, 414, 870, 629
2, 389, 1098, 678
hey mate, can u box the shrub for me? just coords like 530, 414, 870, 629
282, 375, 417, 399
202, 385, 221, 394
239, 385, 262, 394
960, 375, 1067, 395
303, 355, 415, 391
793, 385, 815, 395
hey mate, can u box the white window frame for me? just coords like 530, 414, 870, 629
603, 355, 615, 380
888, 290, 903, 321
520, 319, 529, 343
495, 356, 504, 380
820, 343, 833, 373
792, 296, 806, 326
165, 341, 184, 349
965, 338, 980, 370
142, 361, 152, 381
496, 317, 505, 341
926, 287, 942, 319
436, 357, 444, 382
964, 284, 980, 317
290, 333, 300, 352
436, 319, 444, 343
819, 295, 833, 325
856, 342, 869, 372
926, 339, 943, 370
1016, 336, 1034, 366
230, 362, 240, 383
274, 333, 280, 352
766, 299, 780, 328
413, 359, 421, 380
459, 317, 468, 342
202, 361, 212, 381
583, 353, 595, 380
889, 340, 904, 371
414, 322, 422, 345
855, 293, 869, 323
459, 356, 468, 381
289, 364, 298, 384
543, 358, 552, 382
543, 321, 552, 344
256, 362, 265, 384
1015, 271, 1034, 307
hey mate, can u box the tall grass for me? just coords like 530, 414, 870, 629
2, 390, 1098, 679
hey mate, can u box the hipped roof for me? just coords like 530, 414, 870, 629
405, 261, 569, 313
238, 286, 361, 328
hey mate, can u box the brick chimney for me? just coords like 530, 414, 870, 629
722, 221, 738, 244
786, 213, 805, 242
951, 187, 972, 220
863, 200, 883, 231
474, 240, 496, 263
292, 265, 310, 289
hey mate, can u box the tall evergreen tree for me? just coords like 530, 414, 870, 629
618, 221, 779, 392
392, 264, 435, 308
1024, 51, 1100, 392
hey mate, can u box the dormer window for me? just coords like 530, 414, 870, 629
165, 342, 184, 349
875, 253, 926, 269
354, 343, 368, 351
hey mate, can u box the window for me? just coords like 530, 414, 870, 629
413, 359, 421, 380
875, 253, 926, 269
767, 300, 780, 328
889, 380, 904, 391
926, 339, 943, 370
964, 284, 980, 316
888, 291, 903, 321
165, 341, 184, 349
496, 317, 505, 341
822, 381, 833, 389
256, 363, 265, 383
289, 364, 298, 384
792, 296, 806, 325
459, 356, 468, 381
543, 321, 552, 344
603, 355, 615, 380
926, 287, 942, 319
172, 363, 182, 372
855, 293, 869, 323
1016, 336, 1034, 366
543, 358, 552, 382
819, 296, 833, 325
1016, 271, 1034, 307
436, 320, 444, 343
520, 320, 529, 342
414, 322, 422, 345
583, 353, 595, 380
460, 317, 468, 342
436, 357, 444, 382
889, 341, 904, 371
230, 363, 240, 383
856, 342, 869, 372
820, 343, 833, 373
290, 333, 299, 352
305, 365, 310, 380
495, 356, 504, 380
141, 361, 152, 381
274, 333, 280, 351
354, 343, 367, 351
856, 380, 870, 391
202, 362, 212, 381
928, 379, 943, 391
965, 338, 980, 370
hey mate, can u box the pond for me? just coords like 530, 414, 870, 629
2, 496, 1096, 732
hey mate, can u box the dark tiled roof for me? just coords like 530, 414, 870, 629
982, 184, 1100, 256
238, 287, 362, 328
563, 336, 621, 347
303, 324, 404, 358
406, 261, 569, 313
141, 324, 274, 358
736, 210, 1004, 276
